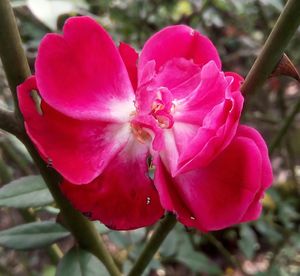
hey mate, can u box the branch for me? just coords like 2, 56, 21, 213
128, 213, 177, 276
0, 0, 31, 117
0, 108, 22, 136
241, 0, 300, 95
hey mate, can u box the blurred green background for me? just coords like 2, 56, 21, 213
1, 0, 300, 275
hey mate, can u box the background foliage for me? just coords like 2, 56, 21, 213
1, 0, 300, 275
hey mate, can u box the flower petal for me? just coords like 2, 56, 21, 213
177, 91, 244, 173
225, 72, 244, 92
61, 138, 164, 230
238, 125, 273, 189
238, 125, 273, 222
147, 58, 201, 99
119, 42, 138, 91
154, 131, 265, 232
156, 62, 244, 175
139, 25, 221, 78
18, 76, 130, 184
35, 16, 135, 121
174, 61, 236, 124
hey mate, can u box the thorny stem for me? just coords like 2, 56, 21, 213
128, 213, 177, 276
0, 1, 121, 275
241, 0, 300, 95
0, 0, 31, 118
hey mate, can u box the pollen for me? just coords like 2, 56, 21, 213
131, 123, 151, 144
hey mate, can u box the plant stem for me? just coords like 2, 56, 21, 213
0, 1, 121, 275
0, 0, 31, 117
128, 213, 177, 276
241, 0, 300, 95
269, 95, 300, 155
0, 108, 21, 136
22, 139, 120, 276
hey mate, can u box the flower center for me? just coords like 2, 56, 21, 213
131, 87, 176, 146
131, 122, 151, 144
150, 87, 174, 129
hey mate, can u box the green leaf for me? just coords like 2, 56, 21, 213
56, 246, 107, 276
176, 236, 222, 275
238, 224, 259, 259
108, 231, 131, 248
129, 228, 146, 244
42, 265, 56, 276
0, 175, 53, 208
159, 228, 178, 257
255, 220, 282, 244
0, 221, 70, 250
93, 221, 110, 234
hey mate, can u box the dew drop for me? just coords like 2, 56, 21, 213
190, 216, 195, 220
146, 196, 151, 205
47, 158, 53, 168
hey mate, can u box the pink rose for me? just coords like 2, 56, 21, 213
18, 16, 272, 231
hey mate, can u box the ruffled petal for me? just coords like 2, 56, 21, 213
147, 58, 201, 99
154, 130, 267, 232
119, 42, 138, 91
61, 137, 164, 230
238, 125, 273, 222
156, 62, 244, 175
237, 125, 273, 189
177, 91, 243, 173
225, 72, 244, 92
139, 25, 221, 78
18, 76, 130, 184
35, 16, 135, 121
174, 62, 238, 124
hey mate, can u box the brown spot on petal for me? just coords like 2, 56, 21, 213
30, 89, 43, 115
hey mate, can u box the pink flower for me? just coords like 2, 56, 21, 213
18, 16, 272, 231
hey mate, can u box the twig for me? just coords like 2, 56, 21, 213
0, 0, 31, 117
128, 213, 177, 276
0, 108, 22, 137
241, 0, 300, 95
